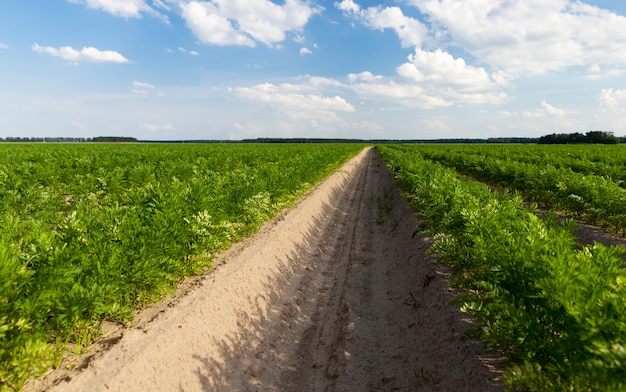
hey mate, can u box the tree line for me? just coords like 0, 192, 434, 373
1, 133, 624, 144
0, 136, 138, 143
538, 131, 622, 144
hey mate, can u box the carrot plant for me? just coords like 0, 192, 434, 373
379, 145, 626, 391
411, 144, 626, 235
0, 143, 363, 390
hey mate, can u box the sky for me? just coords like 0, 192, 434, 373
2, 0, 626, 140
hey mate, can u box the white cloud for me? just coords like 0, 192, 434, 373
259, 75, 344, 93
336, 0, 360, 13
337, 1, 506, 108
347, 49, 507, 109
423, 118, 449, 131
67, 0, 167, 20
32, 43, 129, 63
499, 100, 567, 118
181, 2, 255, 46
235, 82, 354, 121
152, 0, 171, 11
140, 123, 175, 131
585, 65, 624, 80
178, 47, 199, 56
409, 0, 626, 75
337, 1, 427, 48
349, 78, 452, 109
398, 49, 497, 91
348, 71, 383, 83
299, 47, 312, 55
133, 81, 155, 89
0, 43, 8, 49
600, 88, 626, 114
180, 0, 322, 47
131, 81, 156, 94
541, 100, 567, 117
131, 81, 166, 96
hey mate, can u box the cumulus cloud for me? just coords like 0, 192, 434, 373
336, 0, 360, 13
180, 0, 322, 47
408, 0, 626, 76
600, 88, 626, 114
348, 71, 383, 83
397, 49, 498, 91
541, 100, 567, 117
32, 43, 129, 63
181, 2, 254, 46
340, 0, 626, 107
336, 0, 427, 48
269, 76, 345, 97
299, 47, 313, 55
337, 1, 506, 108
348, 78, 452, 109
67, 0, 167, 20
235, 82, 354, 121
347, 49, 507, 109
499, 100, 567, 118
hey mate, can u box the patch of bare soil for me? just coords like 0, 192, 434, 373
572, 221, 626, 255
27, 147, 503, 392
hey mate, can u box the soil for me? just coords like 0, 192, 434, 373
25, 147, 625, 392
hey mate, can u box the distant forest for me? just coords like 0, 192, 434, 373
1, 132, 624, 144
538, 131, 622, 144
0, 136, 139, 143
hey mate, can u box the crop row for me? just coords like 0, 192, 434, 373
378, 145, 626, 391
0, 143, 363, 390
416, 144, 626, 186
407, 144, 626, 236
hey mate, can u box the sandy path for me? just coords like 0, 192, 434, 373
30, 147, 503, 392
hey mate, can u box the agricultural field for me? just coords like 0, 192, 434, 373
379, 145, 626, 391
0, 143, 363, 390
410, 144, 626, 235
3, 142, 626, 392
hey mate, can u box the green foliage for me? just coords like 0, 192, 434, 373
0, 143, 362, 389
379, 145, 626, 392
411, 144, 626, 235
0, 243, 59, 391
539, 131, 620, 144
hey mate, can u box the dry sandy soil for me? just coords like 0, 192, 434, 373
27, 146, 624, 392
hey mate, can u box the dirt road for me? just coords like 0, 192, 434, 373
30, 147, 503, 391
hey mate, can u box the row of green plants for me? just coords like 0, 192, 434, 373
378, 145, 626, 391
410, 145, 626, 236
416, 144, 626, 186
0, 143, 363, 390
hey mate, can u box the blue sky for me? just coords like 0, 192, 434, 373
2, 0, 626, 140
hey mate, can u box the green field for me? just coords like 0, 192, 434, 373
379, 145, 626, 391
409, 144, 626, 235
3, 143, 626, 391
0, 143, 363, 390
